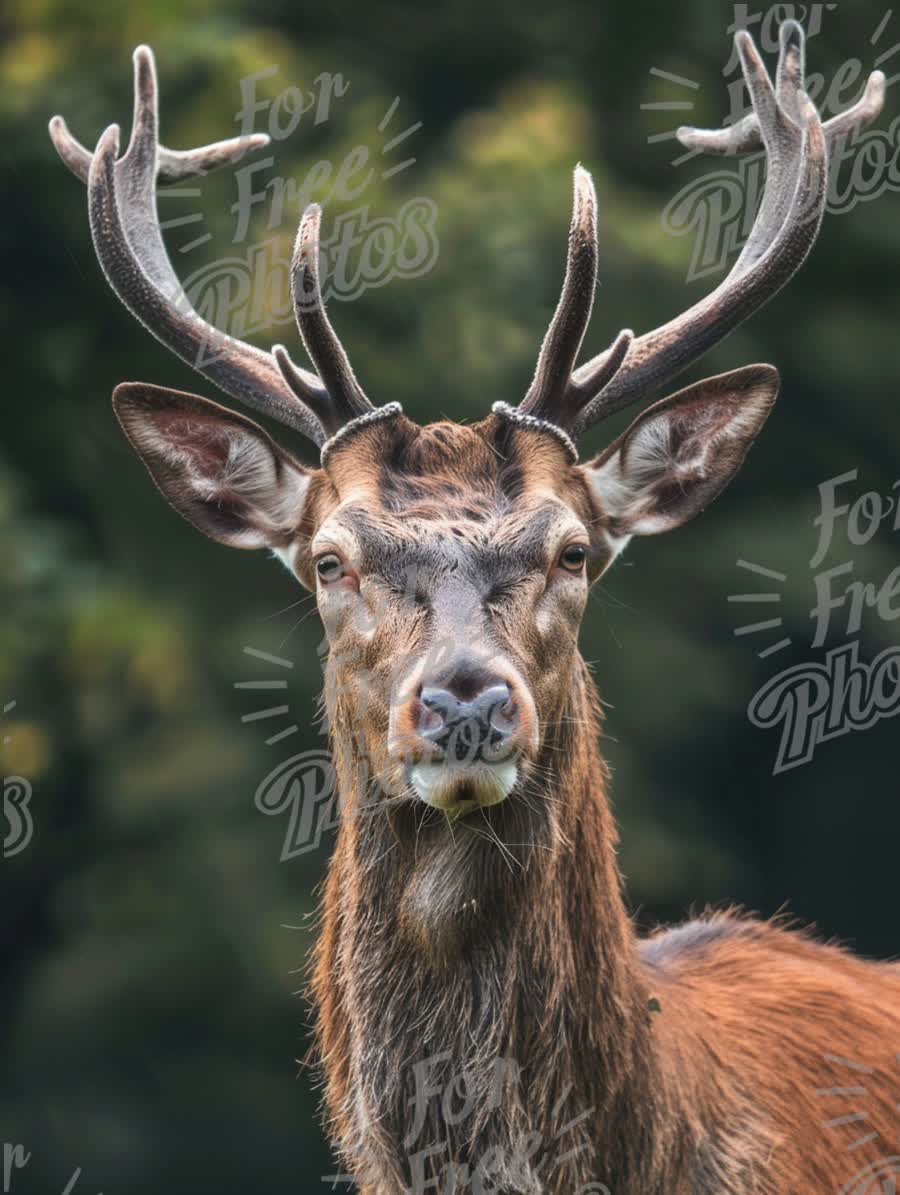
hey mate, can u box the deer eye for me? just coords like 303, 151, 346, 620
316, 553, 344, 583
558, 543, 588, 573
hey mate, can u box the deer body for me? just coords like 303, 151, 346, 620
316, 654, 900, 1193
51, 21, 898, 1193
309, 430, 900, 1195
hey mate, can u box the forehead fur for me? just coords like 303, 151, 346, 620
319, 413, 592, 520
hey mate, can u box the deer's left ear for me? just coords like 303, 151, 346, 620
584, 365, 779, 536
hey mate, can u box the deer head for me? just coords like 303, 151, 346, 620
51, 26, 883, 866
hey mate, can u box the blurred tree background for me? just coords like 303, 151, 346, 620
1, 0, 899, 1189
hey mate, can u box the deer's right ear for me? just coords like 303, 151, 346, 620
113, 383, 312, 550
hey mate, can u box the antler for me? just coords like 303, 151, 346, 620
517, 20, 884, 441
50, 46, 376, 448
676, 21, 885, 160
272, 205, 374, 433
519, 166, 634, 427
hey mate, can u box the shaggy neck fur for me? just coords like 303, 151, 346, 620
310, 656, 705, 1193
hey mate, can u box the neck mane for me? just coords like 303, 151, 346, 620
312, 655, 680, 1191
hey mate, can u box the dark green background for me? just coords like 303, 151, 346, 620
2, 0, 898, 1189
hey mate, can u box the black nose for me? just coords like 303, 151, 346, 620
419, 684, 517, 763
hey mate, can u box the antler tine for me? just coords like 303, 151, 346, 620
676, 20, 885, 158
566, 21, 831, 438
774, 18, 807, 125
517, 166, 633, 430
49, 45, 270, 185
728, 29, 806, 278
520, 167, 600, 419
51, 46, 366, 448
275, 204, 375, 435
49, 113, 272, 185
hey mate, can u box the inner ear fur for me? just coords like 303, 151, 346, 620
113, 382, 312, 550
585, 365, 780, 537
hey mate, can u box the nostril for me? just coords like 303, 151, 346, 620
489, 697, 517, 737
420, 687, 457, 719
474, 684, 515, 737
418, 688, 458, 738
417, 703, 444, 736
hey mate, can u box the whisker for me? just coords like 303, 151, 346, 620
477, 808, 521, 874
260, 592, 316, 621
278, 604, 321, 648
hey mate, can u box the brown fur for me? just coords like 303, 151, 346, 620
300, 417, 900, 1194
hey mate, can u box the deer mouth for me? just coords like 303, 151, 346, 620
408, 759, 518, 817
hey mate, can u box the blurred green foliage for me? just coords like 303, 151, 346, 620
2, 0, 899, 1188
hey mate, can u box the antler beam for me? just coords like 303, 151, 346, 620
50, 46, 376, 448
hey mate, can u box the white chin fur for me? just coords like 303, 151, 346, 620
410, 761, 518, 813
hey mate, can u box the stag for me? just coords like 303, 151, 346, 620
52, 23, 899, 1194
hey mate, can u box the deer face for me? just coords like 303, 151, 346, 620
299, 417, 598, 817
114, 367, 778, 824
